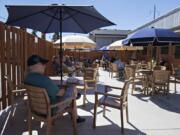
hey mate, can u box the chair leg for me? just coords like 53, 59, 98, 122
131, 81, 135, 94
126, 105, 129, 122
103, 106, 106, 117
10, 94, 15, 122
175, 78, 177, 94
120, 110, 124, 134
152, 86, 155, 96
71, 101, 78, 135
93, 95, 98, 129
47, 118, 52, 135
83, 88, 87, 106
28, 111, 32, 135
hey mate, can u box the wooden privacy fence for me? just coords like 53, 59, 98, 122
0, 22, 58, 110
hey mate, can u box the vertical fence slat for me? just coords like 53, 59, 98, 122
0, 23, 7, 109
6, 26, 12, 105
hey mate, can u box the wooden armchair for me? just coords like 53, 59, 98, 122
109, 63, 119, 78
24, 85, 78, 135
169, 64, 180, 93
4, 75, 26, 119
152, 70, 171, 95
93, 78, 132, 134
124, 65, 143, 94
77, 68, 97, 106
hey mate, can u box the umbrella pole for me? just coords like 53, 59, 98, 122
79, 49, 80, 61
59, 8, 63, 85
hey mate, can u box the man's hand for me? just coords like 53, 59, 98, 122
57, 88, 65, 96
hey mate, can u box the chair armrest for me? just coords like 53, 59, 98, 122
105, 85, 123, 90
50, 97, 74, 109
12, 89, 26, 93
84, 80, 96, 83
95, 91, 121, 99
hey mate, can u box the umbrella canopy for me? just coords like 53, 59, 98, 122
123, 27, 180, 46
54, 35, 96, 49
6, 5, 114, 33
109, 39, 143, 50
6, 4, 114, 83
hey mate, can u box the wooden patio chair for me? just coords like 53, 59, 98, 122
169, 64, 180, 93
152, 70, 171, 95
24, 85, 78, 135
77, 68, 97, 106
93, 78, 132, 134
4, 75, 27, 120
109, 63, 119, 78
124, 65, 143, 94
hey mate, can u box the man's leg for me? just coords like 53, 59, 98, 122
66, 85, 85, 123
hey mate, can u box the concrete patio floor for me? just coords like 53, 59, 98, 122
1, 68, 180, 135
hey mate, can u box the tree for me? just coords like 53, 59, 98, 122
32, 30, 38, 37
52, 32, 60, 42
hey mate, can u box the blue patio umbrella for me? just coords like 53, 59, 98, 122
122, 27, 180, 46
5, 4, 115, 83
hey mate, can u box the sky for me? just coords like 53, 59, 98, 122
0, 0, 180, 33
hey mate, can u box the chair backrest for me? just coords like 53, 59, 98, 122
124, 65, 135, 79
92, 63, 99, 68
147, 62, 152, 69
84, 68, 97, 80
25, 85, 50, 116
111, 63, 118, 72
121, 78, 131, 104
153, 70, 170, 83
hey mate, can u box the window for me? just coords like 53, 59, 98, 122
161, 47, 168, 54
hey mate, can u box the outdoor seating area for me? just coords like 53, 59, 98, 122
1, 1, 180, 135
1, 67, 180, 135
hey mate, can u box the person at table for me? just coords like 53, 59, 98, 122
64, 55, 74, 67
63, 56, 76, 76
24, 54, 85, 123
52, 55, 60, 75
113, 57, 125, 70
113, 57, 125, 79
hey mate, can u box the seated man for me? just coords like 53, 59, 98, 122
24, 55, 85, 123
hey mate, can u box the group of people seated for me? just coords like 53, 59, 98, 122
52, 54, 76, 76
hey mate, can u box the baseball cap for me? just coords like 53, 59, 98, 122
27, 55, 49, 66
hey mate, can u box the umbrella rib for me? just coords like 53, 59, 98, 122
65, 6, 115, 25
41, 9, 79, 22
44, 7, 59, 33
64, 7, 87, 33
6, 6, 57, 24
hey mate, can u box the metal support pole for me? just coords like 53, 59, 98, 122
59, 7, 63, 85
